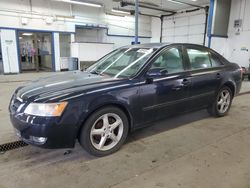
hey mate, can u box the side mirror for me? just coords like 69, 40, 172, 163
145, 77, 154, 84
145, 68, 168, 84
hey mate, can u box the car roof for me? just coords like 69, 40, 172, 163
127, 43, 169, 49
122, 43, 208, 49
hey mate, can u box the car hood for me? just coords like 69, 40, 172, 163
16, 71, 121, 102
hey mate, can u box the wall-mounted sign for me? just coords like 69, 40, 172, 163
234, 19, 242, 28
5, 40, 13, 45
241, 47, 249, 52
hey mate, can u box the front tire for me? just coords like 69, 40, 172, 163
207, 86, 233, 117
79, 106, 129, 157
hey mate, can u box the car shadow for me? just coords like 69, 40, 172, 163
127, 109, 210, 143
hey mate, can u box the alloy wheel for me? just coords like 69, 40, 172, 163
90, 113, 124, 151
217, 89, 231, 114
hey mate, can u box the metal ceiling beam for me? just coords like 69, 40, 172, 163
168, 0, 205, 9
139, 13, 161, 18
120, 1, 176, 14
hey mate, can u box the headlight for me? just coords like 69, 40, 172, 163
24, 102, 68, 117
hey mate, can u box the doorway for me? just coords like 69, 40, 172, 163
18, 31, 53, 72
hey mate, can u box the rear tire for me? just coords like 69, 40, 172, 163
207, 86, 233, 117
79, 106, 129, 157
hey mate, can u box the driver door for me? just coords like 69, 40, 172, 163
139, 46, 191, 125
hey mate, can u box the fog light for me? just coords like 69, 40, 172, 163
29, 136, 47, 144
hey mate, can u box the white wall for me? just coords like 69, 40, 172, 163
0, 29, 19, 73
211, 0, 250, 67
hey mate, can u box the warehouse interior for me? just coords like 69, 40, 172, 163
1, 0, 250, 187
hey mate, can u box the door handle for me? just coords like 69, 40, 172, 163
172, 78, 191, 91
216, 73, 221, 79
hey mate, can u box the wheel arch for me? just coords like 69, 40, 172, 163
77, 102, 133, 139
223, 81, 236, 98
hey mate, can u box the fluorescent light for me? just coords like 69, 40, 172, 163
54, 0, 102, 8
106, 13, 125, 17
168, 0, 185, 5
191, 0, 197, 1
22, 33, 33, 36
112, 8, 131, 15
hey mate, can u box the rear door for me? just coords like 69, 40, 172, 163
184, 45, 225, 109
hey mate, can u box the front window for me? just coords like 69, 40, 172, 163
148, 47, 184, 75
87, 48, 155, 78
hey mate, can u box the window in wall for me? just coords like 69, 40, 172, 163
149, 48, 184, 74
187, 49, 212, 69
59, 33, 71, 57
75, 28, 106, 43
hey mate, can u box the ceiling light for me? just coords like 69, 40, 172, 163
22, 33, 33, 36
54, 0, 102, 8
191, 0, 197, 1
112, 8, 131, 15
168, 0, 185, 5
106, 13, 125, 17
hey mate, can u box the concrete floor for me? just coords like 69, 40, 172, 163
0, 73, 250, 188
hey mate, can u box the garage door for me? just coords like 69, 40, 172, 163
162, 10, 206, 45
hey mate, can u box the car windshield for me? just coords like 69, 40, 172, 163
86, 47, 155, 78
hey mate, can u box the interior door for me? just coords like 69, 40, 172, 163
139, 46, 191, 125
184, 46, 225, 109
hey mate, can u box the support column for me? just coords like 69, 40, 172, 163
0, 29, 19, 74
134, 0, 139, 44
53, 32, 61, 72
207, 0, 215, 48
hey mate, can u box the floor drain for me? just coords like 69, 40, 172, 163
0, 140, 28, 152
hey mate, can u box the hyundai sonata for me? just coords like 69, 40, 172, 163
9, 43, 242, 156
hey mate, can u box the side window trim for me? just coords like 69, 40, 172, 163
208, 51, 225, 67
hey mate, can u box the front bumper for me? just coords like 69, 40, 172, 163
10, 113, 77, 148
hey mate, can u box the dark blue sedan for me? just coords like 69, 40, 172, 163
9, 43, 242, 156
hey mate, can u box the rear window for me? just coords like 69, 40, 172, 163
186, 48, 224, 70
187, 49, 211, 69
